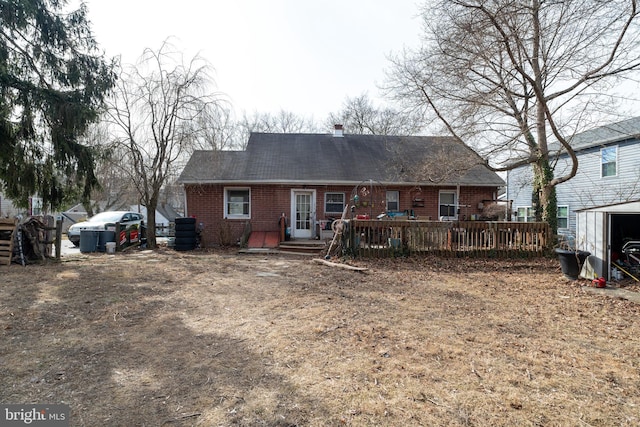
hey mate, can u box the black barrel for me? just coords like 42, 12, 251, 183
174, 217, 197, 251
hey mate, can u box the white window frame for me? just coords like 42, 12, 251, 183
557, 205, 569, 229
439, 191, 457, 220
30, 197, 43, 216
386, 190, 400, 212
324, 192, 345, 215
224, 187, 251, 219
516, 206, 535, 222
601, 146, 618, 178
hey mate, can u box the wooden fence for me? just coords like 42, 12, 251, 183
0, 218, 18, 265
344, 219, 551, 258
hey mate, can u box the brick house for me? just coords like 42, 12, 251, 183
178, 126, 505, 247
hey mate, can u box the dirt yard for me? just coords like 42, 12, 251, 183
1, 250, 639, 426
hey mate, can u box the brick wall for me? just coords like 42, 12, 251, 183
185, 183, 499, 247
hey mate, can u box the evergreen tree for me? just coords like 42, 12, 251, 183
0, 0, 115, 210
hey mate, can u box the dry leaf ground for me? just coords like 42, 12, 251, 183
1, 250, 639, 426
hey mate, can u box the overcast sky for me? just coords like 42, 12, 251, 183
82, 0, 423, 121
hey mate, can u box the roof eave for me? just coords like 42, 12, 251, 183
179, 179, 503, 187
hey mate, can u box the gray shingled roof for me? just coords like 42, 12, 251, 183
551, 116, 640, 153
178, 133, 504, 187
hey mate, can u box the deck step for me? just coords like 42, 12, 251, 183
279, 239, 327, 255
239, 238, 329, 256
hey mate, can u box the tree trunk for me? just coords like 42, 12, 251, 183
146, 199, 157, 249
543, 183, 558, 236
82, 201, 95, 218
532, 158, 558, 236
531, 84, 558, 235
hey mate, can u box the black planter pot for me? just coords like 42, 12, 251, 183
555, 248, 591, 280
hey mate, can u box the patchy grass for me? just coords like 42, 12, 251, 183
1, 250, 639, 426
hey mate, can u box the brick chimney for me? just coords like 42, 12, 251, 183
333, 124, 344, 137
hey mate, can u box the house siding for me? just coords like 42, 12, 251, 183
0, 192, 24, 217
185, 183, 498, 247
506, 164, 534, 215
557, 139, 640, 209
506, 138, 640, 231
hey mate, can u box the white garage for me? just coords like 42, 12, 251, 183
576, 200, 640, 280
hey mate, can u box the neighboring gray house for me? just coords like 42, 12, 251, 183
1, 192, 43, 218
506, 117, 640, 231
0, 192, 17, 217
506, 117, 640, 280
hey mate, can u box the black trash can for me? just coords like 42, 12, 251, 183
555, 248, 590, 280
80, 230, 99, 253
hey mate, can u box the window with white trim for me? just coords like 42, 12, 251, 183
439, 191, 457, 219
557, 205, 569, 229
386, 191, 399, 211
324, 192, 345, 214
224, 188, 250, 218
601, 146, 617, 177
516, 207, 535, 222
30, 197, 43, 216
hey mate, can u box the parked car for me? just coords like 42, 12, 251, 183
67, 211, 145, 246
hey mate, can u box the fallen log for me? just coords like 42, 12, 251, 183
312, 258, 368, 272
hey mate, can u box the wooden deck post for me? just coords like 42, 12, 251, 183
55, 219, 62, 260
279, 213, 286, 243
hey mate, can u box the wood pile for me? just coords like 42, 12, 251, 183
0, 218, 18, 265
18, 216, 56, 262
0, 216, 58, 265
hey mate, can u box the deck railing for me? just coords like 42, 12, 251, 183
344, 219, 551, 258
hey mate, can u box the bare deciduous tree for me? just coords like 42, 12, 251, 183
235, 110, 319, 148
106, 41, 221, 247
80, 124, 139, 217
386, 0, 640, 232
327, 93, 425, 135
189, 104, 238, 151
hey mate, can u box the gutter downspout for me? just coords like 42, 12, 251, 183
456, 184, 460, 219
183, 184, 188, 217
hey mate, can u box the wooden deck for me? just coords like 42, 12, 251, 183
239, 220, 550, 259
345, 219, 551, 258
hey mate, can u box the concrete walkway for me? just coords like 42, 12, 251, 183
582, 285, 640, 304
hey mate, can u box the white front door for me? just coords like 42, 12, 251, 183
292, 190, 315, 239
